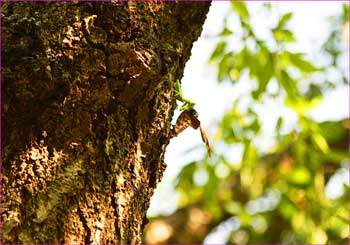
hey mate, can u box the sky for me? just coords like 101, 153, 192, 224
148, 1, 349, 218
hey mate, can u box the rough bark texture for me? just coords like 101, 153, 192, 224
1, 2, 210, 244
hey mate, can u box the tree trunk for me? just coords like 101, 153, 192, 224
1, 2, 210, 243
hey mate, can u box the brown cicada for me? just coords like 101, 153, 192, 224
171, 108, 212, 157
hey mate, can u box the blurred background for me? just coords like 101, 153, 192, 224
144, 2, 349, 244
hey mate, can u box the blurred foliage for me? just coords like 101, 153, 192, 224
145, 2, 349, 244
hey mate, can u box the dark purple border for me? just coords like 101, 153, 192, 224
347, 0, 350, 244
0, 1, 349, 245
0, 1, 3, 243
0, 0, 349, 2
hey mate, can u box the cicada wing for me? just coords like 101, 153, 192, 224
171, 111, 192, 137
199, 126, 212, 157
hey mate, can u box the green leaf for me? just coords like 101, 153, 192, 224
277, 12, 293, 29
209, 41, 227, 62
285, 52, 319, 73
225, 201, 244, 215
279, 195, 296, 219
273, 29, 296, 43
251, 46, 274, 99
311, 133, 330, 153
219, 26, 234, 37
175, 161, 197, 189
232, 2, 250, 20
288, 166, 311, 187
249, 119, 260, 133
319, 120, 348, 144
276, 117, 283, 132
342, 3, 349, 23
204, 164, 221, 213
285, 96, 322, 115
263, 3, 272, 10
322, 31, 340, 61
321, 150, 349, 164
235, 47, 251, 72
294, 137, 307, 164
278, 70, 298, 101
218, 52, 235, 81
305, 83, 322, 99
242, 141, 257, 168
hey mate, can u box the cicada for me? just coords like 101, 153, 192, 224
171, 108, 212, 157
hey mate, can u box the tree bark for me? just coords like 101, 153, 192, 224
1, 2, 210, 243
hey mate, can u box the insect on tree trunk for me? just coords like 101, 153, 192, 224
1, 2, 211, 244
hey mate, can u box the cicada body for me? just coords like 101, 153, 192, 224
171, 108, 200, 137
171, 108, 211, 157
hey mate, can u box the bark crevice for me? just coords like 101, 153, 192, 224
77, 202, 92, 244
